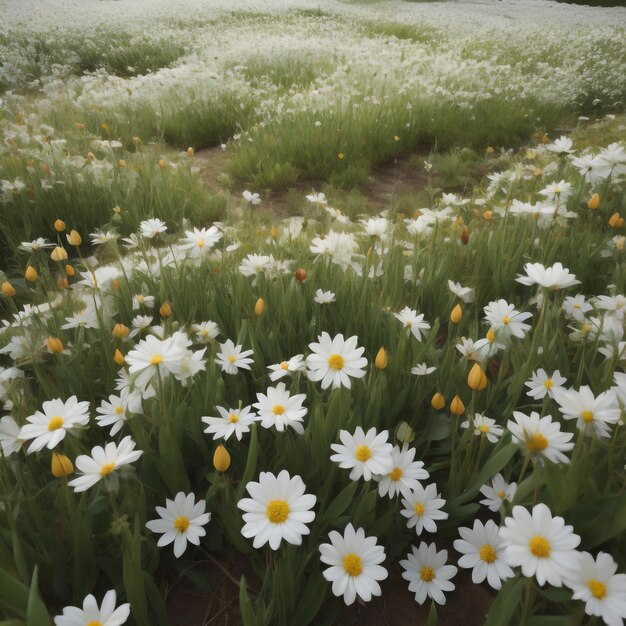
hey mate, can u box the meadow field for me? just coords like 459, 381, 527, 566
0, 0, 625, 624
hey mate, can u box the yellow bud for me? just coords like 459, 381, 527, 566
54, 219, 66, 232
609, 212, 621, 228
213, 444, 231, 472
25, 265, 38, 282
112, 323, 130, 339
254, 298, 265, 317
112, 278, 120, 289
187, 147, 194, 157
46, 336, 64, 353
486, 327, 496, 343
486, 146, 494, 154
1, 281, 16, 297
619, 218, 625, 229
395, 421, 415, 443
534, 166, 542, 177
65, 264, 75, 277
431, 392, 445, 410
374, 347, 388, 369
158, 158, 167, 169
66, 230, 82, 246
159, 302, 172, 318
57, 277, 69, 289
50, 246, 68, 262
118, 159, 126, 168
450, 303, 462, 324
450, 395, 465, 416
114, 349, 125, 366
467, 363, 488, 391
483, 210, 493, 221
51, 453, 74, 478
588, 193, 600, 210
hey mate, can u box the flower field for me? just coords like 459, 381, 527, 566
0, 0, 625, 624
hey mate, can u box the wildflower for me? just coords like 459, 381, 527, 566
461, 414, 503, 443
242, 190, 261, 205
95, 391, 142, 436
450, 395, 465, 416
50, 246, 68, 262
525, 368, 567, 400
114, 349, 125, 366
254, 297, 265, 316
314, 289, 335, 304
479, 473, 517, 512
454, 519, 514, 590
238, 470, 316, 550
562, 295, 592, 323
112, 323, 130, 339
516, 262, 580, 290
267, 355, 306, 381
394, 307, 431, 341
53, 589, 130, 626
24, 266, 38, 282
191, 321, 220, 343
450, 303, 463, 323
146, 492, 211, 558
133, 294, 155, 310
306, 332, 367, 390
319, 523, 388, 606
467, 363, 488, 390
431, 393, 445, 410
202, 405, 257, 442
374, 347, 387, 369
213, 445, 231, 472
20, 396, 90, 454
376, 444, 429, 498
180, 226, 222, 257
588, 193, 600, 210
546, 136, 574, 155
0, 416, 24, 457
215, 339, 254, 375
90, 229, 119, 245
400, 542, 457, 605
448, 280, 475, 303
139, 218, 167, 238
51, 452, 74, 477
126, 334, 191, 389
500, 503, 580, 587
401, 483, 448, 535
54, 219, 66, 232
159, 302, 172, 317
484, 299, 532, 341
1, 281, 16, 297
238, 253, 271, 278
330, 426, 393, 481
539, 180, 572, 203
46, 336, 64, 353
411, 362, 436, 376
253, 382, 307, 435
66, 230, 82, 246
305, 192, 327, 206
295, 268, 307, 282
68, 436, 143, 492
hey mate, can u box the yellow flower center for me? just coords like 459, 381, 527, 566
272, 405, 286, 415
136, 295, 144, 304
279, 361, 290, 370
328, 353, 345, 370
479, 424, 490, 433
479, 544, 497, 563
100, 462, 116, 476
389, 467, 403, 481
174, 516, 190, 532
527, 433, 548, 452
355, 445, 371, 462
414, 502, 425, 516
229, 413, 239, 423
529, 536, 551, 558
587, 579, 607, 599
150, 354, 163, 365
543, 379, 554, 389
502, 316, 511, 325
420, 566, 435, 582
196, 239, 205, 248
115, 406, 124, 415
343, 553, 363, 577
228, 355, 236, 363
48, 416, 64, 431
497, 490, 506, 498
581, 410, 594, 423
87, 622, 104, 626
266, 500, 290, 524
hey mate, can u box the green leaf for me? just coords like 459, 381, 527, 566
26, 567, 52, 626
239, 575, 256, 626
526, 616, 579, 626
237, 425, 259, 500
0, 567, 29, 619
426, 601, 438, 626
484, 577, 524, 626
123, 518, 150, 626
319, 481, 358, 526
291, 571, 327, 626
570, 494, 626, 549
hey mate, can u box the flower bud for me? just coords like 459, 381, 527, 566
67, 230, 82, 246
1, 281, 16, 297
450, 303, 462, 324
395, 421, 415, 443
588, 193, 600, 210
54, 219, 66, 232
51, 452, 74, 478
295, 268, 307, 282
254, 298, 265, 317
158, 158, 167, 169
25, 266, 38, 282
57, 277, 69, 289
46, 336, 64, 353
431, 392, 445, 410
213, 444, 231, 472
450, 395, 465, 416
467, 363, 488, 391
187, 147, 194, 157
482, 210, 493, 221
486, 327, 496, 343
50, 246, 68, 262
374, 347, 387, 370
112, 323, 130, 339
461, 228, 470, 245
609, 212, 621, 228
118, 159, 126, 168
114, 349, 125, 366
159, 302, 172, 318
65, 264, 75, 277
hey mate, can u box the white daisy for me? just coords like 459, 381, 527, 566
314, 289, 335, 304
253, 382, 307, 435
215, 339, 254, 375
562, 295, 593, 323
95, 391, 143, 436
516, 262, 580, 290
306, 332, 368, 390
54, 589, 130, 626
0, 415, 24, 457
237, 470, 316, 550
139, 218, 167, 238
394, 307, 431, 341
447, 280, 475, 304
242, 190, 261, 205
401, 483, 448, 535
525, 368, 567, 400
145, 492, 211, 558
202, 405, 257, 442
180, 226, 222, 257
319, 523, 388, 606
375, 443, 429, 498
453, 519, 514, 590
460, 414, 504, 443
479, 473, 517, 512
132, 294, 155, 310
411, 362, 437, 376
400, 542, 457, 605
267, 354, 306, 381
500, 503, 581, 587
483, 299, 533, 341
330, 427, 393, 481
191, 320, 220, 343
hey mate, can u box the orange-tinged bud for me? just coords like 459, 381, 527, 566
374, 347, 388, 369
619, 218, 625, 229
450, 303, 462, 324
118, 159, 126, 168
468, 363, 488, 391
483, 210, 493, 221
1, 281, 16, 297
25, 265, 38, 282
534, 166, 542, 177
57, 277, 69, 289
65, 264, 75, 277
51, 246, 68, 262
609, 212, 621, 228
114, 349, 125, 366
159, 302, 172, 318
213, 444, 231, 472
51, 453, 73, 478
158, 158, 167, 169
431, 392, 445, 410
486, 146, 494, 154
46, 336, 64, 353
450, 395, 465, 416
187, 147, 194, 157
486, 327, 497, 343
588, 193, 600, 210
295, 268, 307, 282
112, 278, 120, 289
112, 323, 130, 339
254, 298, 265, 317
67, 230, 82, 246
54, 219, 66, 232
461, 228, 470, 245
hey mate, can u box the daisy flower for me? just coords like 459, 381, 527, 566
411, 362, 436, 376
375, 444, 429, 498
68, 436, 143, 492
401, 483, 448, 535
89, 229, 119, 245
447, 280, 475, 303
305, 192, 327, 206
460, 414, 504, 443
202, 405, 257, 441
19, 396, 90, 454
314, 289, 335, 304
191, 320, 220, 343
565, 551, 626, 626
306, 332, 367, 390
139, 218, 167, 239
539, 180, 572, 203
0, 415, 24, 457
242, 190, 261, 205
453, 519, 514, 590
132, 294, 155, 310
507, 411, 574, 465
319, 523, 388, 606
95, 390, 143, 436
500, 503, 580, 587
400, 542, 457, 605
145, 492, 211, 558
516, 262, 581, 290
330, 427, 393, 481
394, 307, 431, 341
19, 237, 55, 252
54, 589, 130, 626
237, 470, 316, 550
552, 385, 621, 439
483, 299, 533, 341
562, 295, 593, 323
525, 368, 567, 400
180, 226, 222, 257
267, 354, 306, 381
546, 135, 574, 154
215, 339, 254, 375
479, 473, 517, 512
238, 253, 270, 278
253, 382, 307, 435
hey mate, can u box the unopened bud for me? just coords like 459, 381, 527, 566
431, 392, 445, 410
450, 395, 465, 416
1, 281, 16, 297
467, 363, 488, 391
112, 323, 130, 339
213, 444, 231, 472
588, 193, 600, 210
67, 230, 82, 246
450, 303, 462, 324
51, 246, 68, 262
51, 453, 74, 477
374, 347, 388, 370
114, 349, 125, 366
254, 298, 265, 317
25, 266, 38, 282
46, 336, 64, 353
54, 219, 66, 232
159, 302, 172, 318
65, 264, 75, 277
